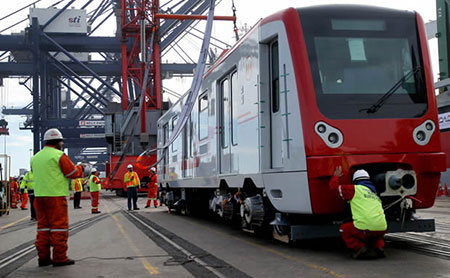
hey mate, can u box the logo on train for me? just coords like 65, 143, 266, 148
68, 16, 81, 27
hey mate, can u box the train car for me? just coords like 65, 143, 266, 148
103, 154, 154, 196
157, 5, 446, 240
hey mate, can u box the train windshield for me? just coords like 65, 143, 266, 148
299, 8, 427, 119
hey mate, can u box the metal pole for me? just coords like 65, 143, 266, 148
31, 18, 41, 152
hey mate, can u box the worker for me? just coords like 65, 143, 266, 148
330, 166, 387, 259
21, 171, 36, 220
89, 168, 101, 214
10, 177, 18, 209
31, 128, 84, 267
124, 164, 140, 211
72, 177, 84, 209
145, 167, 158, 208
19, 175, 28, 210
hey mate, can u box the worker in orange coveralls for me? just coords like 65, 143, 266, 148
89, 168, 102, 214
145, 167, 158, 208
10, 177, 18, 208
31, 128, 84, 267
19, 175, 28, 210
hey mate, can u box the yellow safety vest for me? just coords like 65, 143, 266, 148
31, 147, 69, 197
124, 171, 140, 187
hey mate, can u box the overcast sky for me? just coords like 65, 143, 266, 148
0, 0, 440, 175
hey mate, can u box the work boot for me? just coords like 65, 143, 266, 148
374, 248, 386, 258
53, 259, 75, 267
145, 205, 150, 208
133, 207, 140, 210
351, 246, 371, 259
38, 259, 52, 267
21, 207, 28, 210
92, 211, 101, 214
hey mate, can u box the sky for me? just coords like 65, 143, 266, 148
0, 0, 440, 176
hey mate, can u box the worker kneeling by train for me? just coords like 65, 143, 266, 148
330, 166, 387, 259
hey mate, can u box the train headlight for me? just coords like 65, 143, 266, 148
413, 120, 435, 146
388, 176, 402, 190
381, 169, 417, 197
314, 121, 343, 148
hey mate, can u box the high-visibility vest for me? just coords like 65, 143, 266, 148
72, 178, 83, 192
350, 185, 387, 231
20, 171, 34, 191
31, 146, 69, 197
89, 175, 101, 192
124, 171, 139, 187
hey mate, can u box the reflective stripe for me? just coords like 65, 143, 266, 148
37, 228, 50, 231
65, 168, 78, 178
50, 229, 68, 232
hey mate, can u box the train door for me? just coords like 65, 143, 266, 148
219, 77, 231, 174
269, 40, 283, 168
182, 116, 193, 178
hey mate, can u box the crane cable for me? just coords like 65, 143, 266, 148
232, 0, 239, 41
137, 0, 216, 169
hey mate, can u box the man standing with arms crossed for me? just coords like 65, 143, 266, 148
31, 128, 84, 267
124, 164, 140, 211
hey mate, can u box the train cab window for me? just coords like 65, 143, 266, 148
221, 79, 230, 148
270, 41, 280, 113
299, 8, 427, 119
231, 71, 238, 145
199, 92, 208, 141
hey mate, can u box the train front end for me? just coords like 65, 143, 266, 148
291, 6, 446, 227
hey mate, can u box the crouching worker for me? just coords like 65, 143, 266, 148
330, 166, 387, 259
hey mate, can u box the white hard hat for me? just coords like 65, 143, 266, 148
127, 164, 133, 168
43, 128, 63, 141
150, 167, 156, 172
353, 170, 370, 182
91, 168, 97, 173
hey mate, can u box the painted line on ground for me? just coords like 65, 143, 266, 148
126, 211, 227, 278
0, 216, 30, 231
104, 202, 159, 275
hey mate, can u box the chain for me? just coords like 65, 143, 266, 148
232, 0, 239, 41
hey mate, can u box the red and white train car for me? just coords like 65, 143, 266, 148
157, 5, 446, 240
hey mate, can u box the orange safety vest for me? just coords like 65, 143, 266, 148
125, 172, 139, 187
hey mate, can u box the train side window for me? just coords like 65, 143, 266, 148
199, 92, 208, 141
231, 71, 238, 145
163, 123, 169, 174
171, 116, 178, 152
270, 41, 280, 113
221, 78, 230, 148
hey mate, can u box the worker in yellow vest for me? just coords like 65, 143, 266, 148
21, 171, 36, 220
31, 128, 84, 267
330, 166, 387, 259
124, 164, 140, 211
19, 175, 28, 210
89, 168, 101, 214
72, 177, 84, 209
